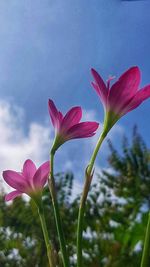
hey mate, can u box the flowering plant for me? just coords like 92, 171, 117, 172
2, 66, 150, 267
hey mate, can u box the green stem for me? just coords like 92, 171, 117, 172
38, 207, 55, 267
141, 212, 150, 267
48, 152, 69, 267
87, 131, 107, 175
77, 130, 107, 267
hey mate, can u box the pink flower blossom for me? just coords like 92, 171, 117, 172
91, 66, 150, 131
3, 159, 50, 202
48, 99, 99, 152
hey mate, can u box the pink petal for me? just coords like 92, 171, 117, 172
33, 161, 50, 188
61, 107, 82, 132
91, 68, 108, 106
3, 170, 28, 192
108, 66, 141, 113
48, 99, 61, 130
5, 190, 22, 201
123, 85, 150, 115
23, 159, 36, 182
58, 111, 63, 124
66, 122, 99, 139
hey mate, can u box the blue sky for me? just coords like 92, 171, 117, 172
0, 0, 150, 190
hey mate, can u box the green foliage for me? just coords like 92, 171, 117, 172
0, 127, 150, 266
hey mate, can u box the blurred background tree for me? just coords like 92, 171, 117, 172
0, 127, 150, 267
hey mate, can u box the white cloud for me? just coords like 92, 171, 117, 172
82, 109, 98, 122
0, 100, 53, 193
0, 100, 52, 168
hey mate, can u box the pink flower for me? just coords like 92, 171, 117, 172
48, 99, 99, 152
3, 159, 50, 202
91, 66, 150, 131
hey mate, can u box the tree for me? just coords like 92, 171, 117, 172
0, 127, 149, 267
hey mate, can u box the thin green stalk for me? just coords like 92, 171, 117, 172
48, 152, 69, 267
38, 207, 55, 267
87, 131, 107, 175
141, 212, 150, 267
77, 130, 107, 267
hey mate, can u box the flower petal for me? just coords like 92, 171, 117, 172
123, 85, 150, 115
33, 161, 50, 188
3, 170, 28, 192
108, 66, 141, 113
61, 107, 82, 132
23, 159, 36, 182
58, 111, 63, 124
5, 190, 22, 201
66, 122, 99, 139
48, 99, 62, 130
91, 68, 108, 106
